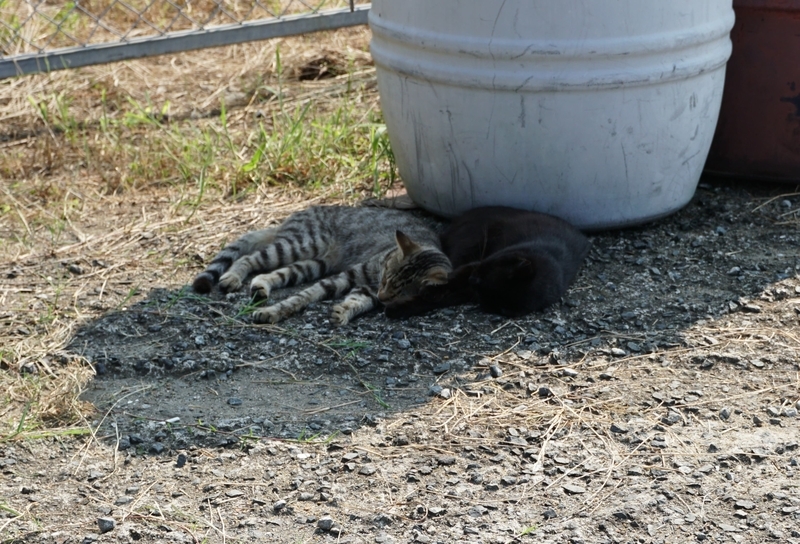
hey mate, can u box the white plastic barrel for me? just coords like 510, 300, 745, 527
370, 1, 735, 229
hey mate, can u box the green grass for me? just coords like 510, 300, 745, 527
17, 72, 395, 206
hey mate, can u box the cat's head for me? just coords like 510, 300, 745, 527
378, 230, 452, 306
469, 253, 540, 317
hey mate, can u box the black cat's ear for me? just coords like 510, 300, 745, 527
512, 258, 535, 278
395, 230, 420, 257
422, 266, 449, 286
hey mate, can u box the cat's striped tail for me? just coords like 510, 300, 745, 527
192, 228, 277, 293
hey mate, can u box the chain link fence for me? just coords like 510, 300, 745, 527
0, 0, 370, 79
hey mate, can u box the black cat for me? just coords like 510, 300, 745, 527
383, 206, 590, 318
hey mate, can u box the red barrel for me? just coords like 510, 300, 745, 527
706, 0, 800, 181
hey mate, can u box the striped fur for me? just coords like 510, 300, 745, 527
192, 205, 451, 325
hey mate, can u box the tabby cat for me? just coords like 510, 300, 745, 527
383, 206, 590, 318
192, 205, 451, 325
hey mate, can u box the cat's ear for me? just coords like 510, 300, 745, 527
395, 230, 420, 257
512, 258, 535, 278
422, 266, 449, 286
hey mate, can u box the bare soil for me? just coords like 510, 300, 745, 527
2, 177, 799, 544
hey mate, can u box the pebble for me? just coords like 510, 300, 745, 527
610, 348, 627, 357
489, 365, 503, 378
225, 489, 244, 498
561, 368, 578, 378
432, 363, 451, 374
175, 453, 187, 468
149, 442, 165, 454
783, 407, 798, 418
194, 335, 205, 346
68, 263, 84, 275
273, 500, 286, 512
719, 407, 732, 421
359, 464, 377, 476
227, 397, 243, 406
317, 516, 339, 533
562, 484, 586, 495
610, 423, 629, 434
114, 496, 133, 505
734, 500, 755, 510
96, 517, 115, 534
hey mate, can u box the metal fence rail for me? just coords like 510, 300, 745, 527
0, 1, 370, 80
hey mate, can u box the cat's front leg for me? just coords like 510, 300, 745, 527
331, 287, 379, 326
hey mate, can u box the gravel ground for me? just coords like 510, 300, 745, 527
3, 178, 800, 544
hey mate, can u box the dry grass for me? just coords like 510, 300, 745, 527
0, 25, 396, 440
1, 0, 366, 54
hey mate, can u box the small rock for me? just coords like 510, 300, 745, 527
176, 453, 187, 468
720, 407, 733, 421
561, 368, 578, 378
543, 508, 557, 519
359, 464, 377, 476
432, 363, 451, 374
563, 484, 586, 495
610, 423, 629, 434
734, 500, 756, 510
298, 492, 314, 501
610, 348, 627, 357
742, 304, 761, 314
96, 517, 115, 534
437, 456, 456, 466
782, 407, 798, 418
227, 397, 243, 406
273, 500, 287, 512
767, 407, 781, 417
225, 489, 244, 498
194, 335, 205, 346
438, 388, 452, 399
489, 365, 503, 378
317, 516, 336, 532
114, 496, 133, 505
149, 442, 165, 454
68, 263, 84, 275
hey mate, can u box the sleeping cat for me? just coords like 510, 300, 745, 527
382, 206, 590, 318
192, 205, 451, 325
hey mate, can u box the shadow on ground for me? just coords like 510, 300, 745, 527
67, 178, 800, 456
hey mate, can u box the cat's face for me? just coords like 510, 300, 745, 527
470, 254, 538, 317
378, 230, 450, 306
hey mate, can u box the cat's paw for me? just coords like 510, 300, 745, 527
249, 276, 272, 300
252, 306, 282, 324
218, 272, 242, 292
330, 303, 353, 326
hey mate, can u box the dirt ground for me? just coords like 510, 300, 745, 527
2, 23, 800, 544
1, 176, 799, 543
